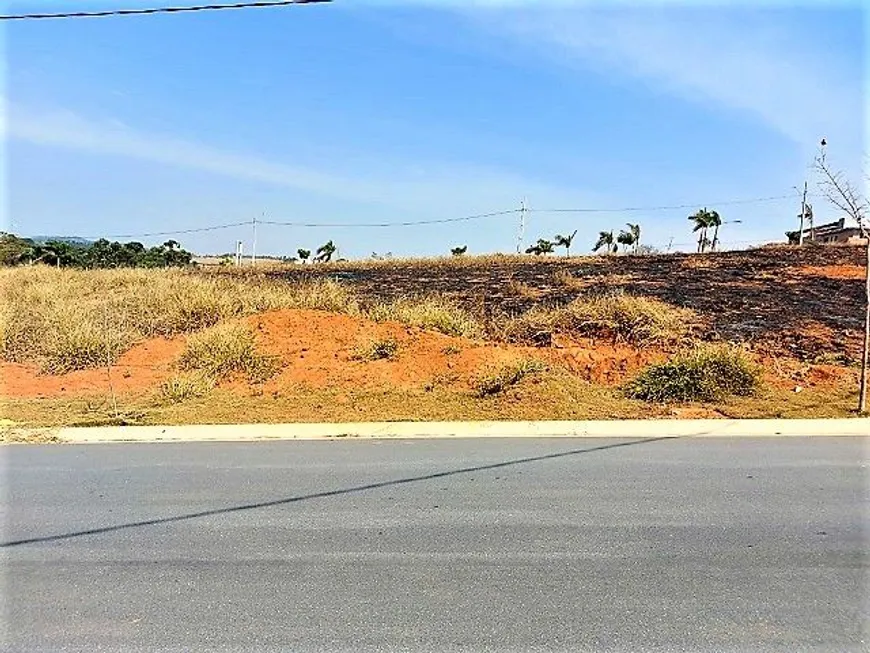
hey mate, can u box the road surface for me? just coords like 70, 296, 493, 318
2, 437, 868, 652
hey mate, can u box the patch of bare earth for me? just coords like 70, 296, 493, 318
1, 308, 672, 405
232, 310, 655, 393
1, 337, 184, 399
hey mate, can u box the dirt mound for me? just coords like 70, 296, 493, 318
244, 309, 527, 392
1, 337, 184, 399
1, 309, 658, 400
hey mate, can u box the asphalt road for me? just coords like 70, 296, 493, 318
2, 437, 868, 653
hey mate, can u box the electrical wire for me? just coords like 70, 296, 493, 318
70, 191, 803, 240
77, 209, 520, 240
98, 220, 251, 240
0, 0, 330, 21
531, 194, 800, 214
260, 208, 521, 228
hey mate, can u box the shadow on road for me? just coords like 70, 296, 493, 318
2, 436, 677, 548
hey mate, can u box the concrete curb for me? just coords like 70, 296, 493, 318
10, 418, 869, 444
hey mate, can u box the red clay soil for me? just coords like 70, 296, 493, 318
1, 309, 660, 400
234, 310, 659, 393
1, 337, 185, 399
759, 356, 854, 392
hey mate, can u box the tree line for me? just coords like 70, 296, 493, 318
516, 208, 737, 258
0, 233, 193, 268
520, 223, 646, 257
0, 207, 737, 268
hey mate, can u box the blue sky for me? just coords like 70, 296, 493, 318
1, 0, 866, 257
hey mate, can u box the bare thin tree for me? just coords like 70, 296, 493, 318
814, 143, 869, 413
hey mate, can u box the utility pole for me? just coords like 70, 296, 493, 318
251, 213, 259, 267
516, 198, 527, 254
666, 237, 674, 253
808, 203, 815, 243
235, 240, 243, 266
798, 181, 808, 245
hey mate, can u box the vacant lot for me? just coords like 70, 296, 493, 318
1, 245, 865, 429
259, 244, 866, 362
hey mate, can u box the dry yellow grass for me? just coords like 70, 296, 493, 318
505, 279, 543, 299
204, 252, 607, 275
178, 322, 280, 382
366, 295, 484, 339
160, 371, 216, 403
3, 365, 859, 427
498, 291, 697, 346
473, 359, 548, 397
0, 266, 356, 372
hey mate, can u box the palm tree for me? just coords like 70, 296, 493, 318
593, 230, 617, 255
689, 208, 716, 253
707, 210, 723, 251
314, 240, 336, 263
525, 238, 555, 256
626, 223, 641, 253
617, 229, 636, 254
553, 230, 578, 257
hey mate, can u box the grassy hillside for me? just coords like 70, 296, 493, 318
1, 245, 865, 429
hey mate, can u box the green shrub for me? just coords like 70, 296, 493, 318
624, 345, 761, 402
474, 359, 547, 397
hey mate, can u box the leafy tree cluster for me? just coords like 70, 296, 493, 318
0, 233, 193, 268
295, 241, 338, 263
687, 208, 722, 253
593, 223, 642, 255
525, 231, 577, 256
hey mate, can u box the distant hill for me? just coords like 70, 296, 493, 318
30, 236, 94, 246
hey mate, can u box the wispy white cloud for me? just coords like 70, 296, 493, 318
2, 97, 613, 220
462, 6, 864, 158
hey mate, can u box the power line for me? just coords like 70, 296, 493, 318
67, 191, 803, 240
531, 194, 800, 214
260, 208, 521, 228
74, 209, 519, 240
0, 0, 330, 21
98, 220, 251, 240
